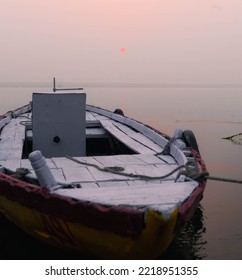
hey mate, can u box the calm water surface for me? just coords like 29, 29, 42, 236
1, 85, 242, 260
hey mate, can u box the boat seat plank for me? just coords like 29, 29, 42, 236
114, 122, 163, 153
25, 127, 108, 141
86, 128, 108, 138
54, 181, 198, 209
100, 120, 155, 154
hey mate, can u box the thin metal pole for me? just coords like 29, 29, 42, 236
52, 77, 83, 92
53, 77, 56, 92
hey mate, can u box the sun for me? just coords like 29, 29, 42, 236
119, 47, 126, 54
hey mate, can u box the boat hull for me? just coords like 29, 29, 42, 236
0, 148, 206, 259
0, 99, 207, 259
0, 183, 178, 259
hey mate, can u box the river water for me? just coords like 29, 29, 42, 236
0, 84, 242, 260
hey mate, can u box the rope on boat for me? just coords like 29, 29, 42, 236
65, 156, 242, 184
175, 166, 242, 184
65, 155, 187, 181
205, 175, 242, 184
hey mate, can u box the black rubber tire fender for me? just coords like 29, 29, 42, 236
182, 130, 200, 153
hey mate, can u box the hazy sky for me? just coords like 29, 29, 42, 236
1, 0, 242, 84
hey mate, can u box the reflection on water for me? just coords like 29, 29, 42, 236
160, 204, 207, 260
223, 133, 242, 146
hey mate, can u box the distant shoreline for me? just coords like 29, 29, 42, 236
1, 82, 242, 89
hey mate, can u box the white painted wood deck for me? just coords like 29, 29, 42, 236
0, 118, 25, 162
55, 181, 198, 218
20, 153, 179, 185
0, 104, 197, 217
55, 181, 198, 206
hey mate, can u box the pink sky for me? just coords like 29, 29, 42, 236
1, 0, 242, 84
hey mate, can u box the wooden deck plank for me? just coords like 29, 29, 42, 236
0, 118, 25, 140
54, 181, 198, 207
121, 163, 178, 180
53, 156, 104, 169
79, 183, 99, 189
100, 120, 155, 154
50, 168, 66, 182
19, 155, 180, 186
0, 140, 23, 160
86, 166, 128, 181
0, 118, 25, 161
114, 122, 163, 153
62, 166, 95, 183
94, 154, 144, 167
98, 181, 129, 188
42, 155, 179, 184
127, 179, 163, 186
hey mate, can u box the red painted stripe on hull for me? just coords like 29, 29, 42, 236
0, 173, 145, 237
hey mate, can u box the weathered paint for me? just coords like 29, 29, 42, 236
0, 101, 207, 259
0, 193, 178, 259
0, 173, 145, 238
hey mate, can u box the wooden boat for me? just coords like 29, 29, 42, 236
0, 87, 207, 259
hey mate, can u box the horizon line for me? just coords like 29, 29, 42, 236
1, 82, 242, 89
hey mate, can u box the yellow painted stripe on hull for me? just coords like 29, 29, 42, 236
0, 195, 178, 259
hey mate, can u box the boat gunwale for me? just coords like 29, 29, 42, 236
0, 102, 208, 238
